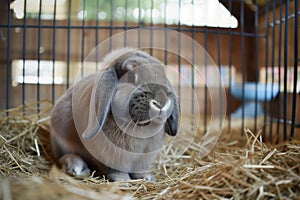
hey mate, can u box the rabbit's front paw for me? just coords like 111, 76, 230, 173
59, 154, 90, 177
107, 170, 131, 182
130, 172, 156, 182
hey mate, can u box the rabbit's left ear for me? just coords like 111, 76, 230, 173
82, 68, 118, 139
165, 93, 179, 136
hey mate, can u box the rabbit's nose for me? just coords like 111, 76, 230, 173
150, 99, 171, 111
150, 99, 162, 111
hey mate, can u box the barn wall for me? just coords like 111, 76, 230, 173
0, 1, 298, 125
0, 15, 249, 115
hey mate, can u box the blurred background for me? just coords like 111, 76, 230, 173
0, 0, 299, 142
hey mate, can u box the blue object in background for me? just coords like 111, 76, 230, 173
230, 82, 280, 118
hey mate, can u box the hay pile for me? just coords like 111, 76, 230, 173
0, 101, 299, 199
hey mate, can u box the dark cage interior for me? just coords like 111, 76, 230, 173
0, 0, 299, 143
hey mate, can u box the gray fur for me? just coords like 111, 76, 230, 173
50, 48, 179, 181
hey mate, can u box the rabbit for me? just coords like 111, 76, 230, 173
50, 48, 179, 182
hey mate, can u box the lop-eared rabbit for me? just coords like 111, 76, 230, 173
51, 48, 179, 181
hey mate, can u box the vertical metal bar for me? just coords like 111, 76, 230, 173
228, 0, 233, 132
163, 0, 169, 120
124, 0, 128, 47
150, 0, 154, 27
150, 0, 154, 56
109, 0, 114, 50
263, 0, 270, 139
52, 0, 57, 102
95, 0, 99, 70
191, 0, 195, 119
22, 0, 27, 106
177, 0, 181, 99
138, 0, 141, 25
290, 0, 298, 139
137, 0, 141, 49
283, 0, 290, 140
254, 0, 259, 133
66, 0, 72, 88
217, 2, 222, 128
81, 0, 86, 77
204, 27, 208, 132
241, 0, 246, 133
6, 0, 12, 112
164, 0, 168, 66
269, 1, 277, 142
276, 0, 283, 141
37, 0, 43, 112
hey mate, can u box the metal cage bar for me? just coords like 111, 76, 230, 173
6, 0, 12, 113
283, 0, 290, 140
1, 0, 299, 142
290, 0, 299, 139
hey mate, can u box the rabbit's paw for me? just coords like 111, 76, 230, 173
107, 170, 132, 182
130, 172, 156, 182
59, 154, 90, 177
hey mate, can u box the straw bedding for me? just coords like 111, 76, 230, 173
0, 101, 299, 199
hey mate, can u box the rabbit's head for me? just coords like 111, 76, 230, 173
83, 48, 179, 139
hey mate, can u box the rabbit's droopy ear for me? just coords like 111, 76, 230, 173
82, 68, 118, 139
165, 94, 179, 136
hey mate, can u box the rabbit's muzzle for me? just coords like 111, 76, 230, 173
129, 86, 172, 126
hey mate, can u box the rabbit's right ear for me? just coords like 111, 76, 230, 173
82, 68, 118, 139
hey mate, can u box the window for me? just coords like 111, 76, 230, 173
165, 65, 235, 87
10, 0, 68, 20
11, 60, 100, 86
12, 59, 235, 89
10, 0, 238, 28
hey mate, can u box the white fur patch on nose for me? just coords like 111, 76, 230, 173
150, 99, 161, 111
150, 99, 171, 111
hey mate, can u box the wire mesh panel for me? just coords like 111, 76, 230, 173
0, 0, 299, 142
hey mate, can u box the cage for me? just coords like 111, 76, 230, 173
0, 0, 299, 199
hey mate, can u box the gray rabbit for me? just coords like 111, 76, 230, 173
50, 48, 179, 181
